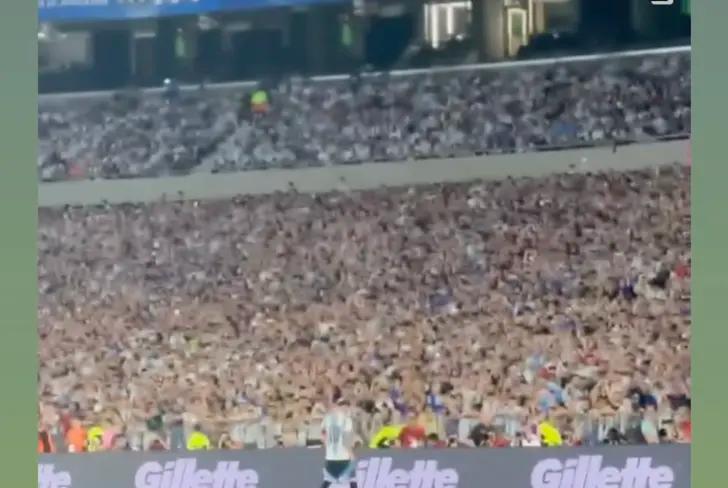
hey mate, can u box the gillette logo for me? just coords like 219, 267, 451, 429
38, 464, 72, 488
135, 459, 259, 488
348, 457, 458, 488
531, 456, 675, 488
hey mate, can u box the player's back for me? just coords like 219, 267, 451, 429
322, 408, 354, 461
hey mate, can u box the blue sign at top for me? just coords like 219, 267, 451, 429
39, 0, 345, 23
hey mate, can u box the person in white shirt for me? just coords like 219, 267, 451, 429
320, 397, 357, 488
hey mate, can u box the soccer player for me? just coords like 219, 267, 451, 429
321, 397, 358, 488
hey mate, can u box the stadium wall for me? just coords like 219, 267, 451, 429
38, 444, 689, 488
39, 140, 689, 207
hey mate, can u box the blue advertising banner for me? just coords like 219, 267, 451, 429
38, 0, 345, 23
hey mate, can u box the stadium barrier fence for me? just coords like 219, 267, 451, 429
38, 138, 690, 207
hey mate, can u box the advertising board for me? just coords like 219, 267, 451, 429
38, 445, 690, 488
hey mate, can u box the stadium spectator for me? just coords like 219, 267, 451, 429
64, 418, 87, 453
37, 162, 690, 451
37, 52, 690, 181
186, 425, 212, 451
38, 427, 55, 454
398, 415, 427, 448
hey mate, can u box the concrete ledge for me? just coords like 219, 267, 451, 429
39, 140, 688, 207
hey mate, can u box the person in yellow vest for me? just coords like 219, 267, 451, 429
538, 420, 563, 447
186, 424, 211, 451
250, 89, 269, 115
86, 425, 105, 452
368, 424, 402, 448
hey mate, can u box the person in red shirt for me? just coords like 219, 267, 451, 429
489, 434, 511, 448
398, 415, 426, 448
678, 420, 691, 442
488, 426, 510, 448
674, 262, 690, 279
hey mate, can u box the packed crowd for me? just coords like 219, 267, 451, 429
38, 163, 691, 453
38, 51, 690, 182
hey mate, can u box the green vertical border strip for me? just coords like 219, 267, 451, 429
692, 1, 727, 488
0, 0, 37, 484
